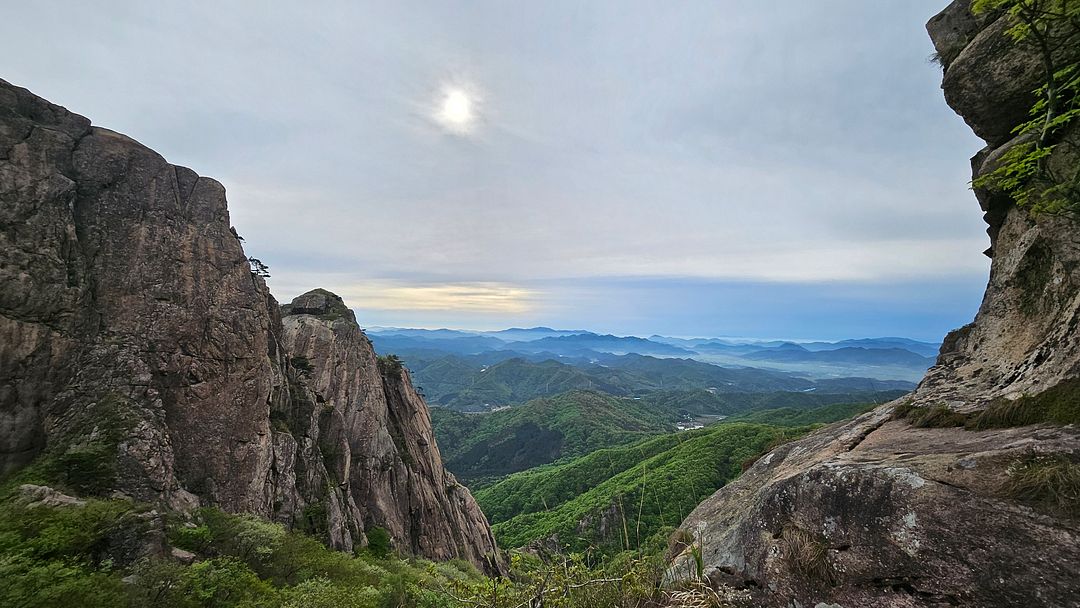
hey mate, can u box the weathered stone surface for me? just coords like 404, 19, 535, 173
926, 1, 986, 71
937, 4, 1080, 147
282, 289, 503, 571
671, 406, 1080, 606
19, 483, 86, 508
0, 78, 500, 573
669, 7, 1080, 607
940, 11, 1044, 146
170, 546, 197, 564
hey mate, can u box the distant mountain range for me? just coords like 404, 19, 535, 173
365, 327, 934, 411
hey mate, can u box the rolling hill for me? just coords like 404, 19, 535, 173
473, 400, 878, 554
430, 389, 906, 485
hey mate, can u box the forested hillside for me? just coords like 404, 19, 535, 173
431, 390, 903, 485
471, 400, 876, 553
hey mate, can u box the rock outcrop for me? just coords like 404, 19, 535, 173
0, 78, 501, 573
669, 3, 1080, 606
280, 289, 501, 569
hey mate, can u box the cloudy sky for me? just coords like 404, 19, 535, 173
2, 1, 988, 341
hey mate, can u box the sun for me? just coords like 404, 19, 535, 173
435, 88, 475, 134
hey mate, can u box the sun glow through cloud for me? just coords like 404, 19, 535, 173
434, 87, 477, 134
339, 281, 534, 313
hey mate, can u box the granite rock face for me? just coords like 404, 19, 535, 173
669, 4, 1080, 606
0, 78, 500, 573
281, 289, 502, 571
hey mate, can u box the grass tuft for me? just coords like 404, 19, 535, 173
781, 525, 835, 588
1000, 454, 1080, 517
893, 402, 969, 428
666, 579, 753, 608
968, 378, 1080, 430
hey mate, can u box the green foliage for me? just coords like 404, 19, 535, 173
485, 423, 808, 554
184, 557, 275, 607
640, 389, 900, 418
433, 390, 899, 487
0, 485, 500, 608
898, 403, 970, 428
970, 0, 1080, 213
450, 552, 672, 608
376, 354, 404, 376
475, 399, 874, 552
0, 493, 138, 607
0, 496, 135, 563
0, 554, 130, 608
364, 527, 392, 559
280, 577, 380, 608
298, 501, 328, 537
727, 401, 877, 426
171, 524, 213, 554
432, 391, 675, 486
22, 394, 139, 496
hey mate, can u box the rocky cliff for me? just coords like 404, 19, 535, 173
0, 78, 501, 573
669, 3, 1080, 607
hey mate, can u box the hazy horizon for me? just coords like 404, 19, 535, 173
362, 323, 945, 346
1, 1, 988, 342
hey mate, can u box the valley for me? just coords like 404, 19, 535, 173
367, 327, 925, 411
3, 1, 1079, 606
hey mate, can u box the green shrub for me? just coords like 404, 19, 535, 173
0, 554, 131, 608
170, 523, 213, 554
298, 501, 328, 537
185, 557, 274, 608
0, 497, 134, 563
365, 527, 392, 559
281, 577, 379, 608
911, 404, 969, 428
377, 355, 404, 377
970, 0, 1080, 214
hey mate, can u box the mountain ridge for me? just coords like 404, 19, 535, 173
0, 79, 501, 573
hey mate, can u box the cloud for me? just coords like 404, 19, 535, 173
0, 0, 989, 338
345, 281, 536, 313
271, 276, 538, 315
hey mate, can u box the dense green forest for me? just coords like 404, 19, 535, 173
431, 390, 901, 485
399, 346, 912, 411
473, 400, 876, 554
483, 423, 800, 553
430, 392, 673, 485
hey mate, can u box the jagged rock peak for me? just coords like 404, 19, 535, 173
0, 77, 502, 574
281, 288, 356, 324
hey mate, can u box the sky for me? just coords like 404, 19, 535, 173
1, 1, 989, 341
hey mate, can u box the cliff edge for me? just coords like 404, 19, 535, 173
668, 3, 1080, 606
0, 79, 501, 573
